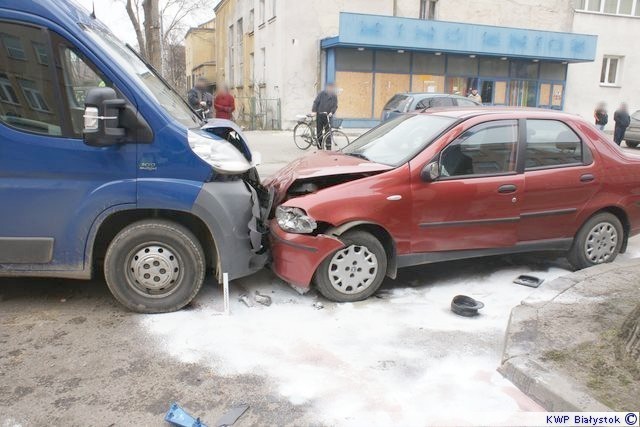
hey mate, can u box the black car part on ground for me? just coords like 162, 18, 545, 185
451, 295, 485, 317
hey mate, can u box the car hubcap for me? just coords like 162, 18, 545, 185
127, 244, 181, 298
328, 245, 378, 294
584, 222, 618, 264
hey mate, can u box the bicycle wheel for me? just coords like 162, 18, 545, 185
293, 123, 314, 150
323, 130, 350, 151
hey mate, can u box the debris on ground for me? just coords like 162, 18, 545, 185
513, 274, 544, 288
238, 294, 253, 307
214, 404, 249, 427
165, 403, 207, 427
254, 291, 272, 306
450, 294, 484, 317
312, 301, 324, 310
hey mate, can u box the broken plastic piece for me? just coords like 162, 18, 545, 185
514, 274, 544, 288
165, 403, 208, 427
254, 291, 272, 306
215, 404, 249, 426
313, 301, 324, 310
451, 295, 484, 317
238, 294, 253, 307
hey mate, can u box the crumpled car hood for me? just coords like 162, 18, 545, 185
265, 151, 393, 205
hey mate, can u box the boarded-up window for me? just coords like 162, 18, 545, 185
335, 71, 373, 118
373, 73, 410, 118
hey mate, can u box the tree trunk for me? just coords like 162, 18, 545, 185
143, 0, 162, 72
621, 304, 640, 362
125, 0, 147, 59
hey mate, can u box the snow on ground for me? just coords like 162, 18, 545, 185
141, 237, 640, 426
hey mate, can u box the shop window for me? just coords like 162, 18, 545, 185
509, 80, 537, 107
600, 56, 621, 85
510, 61, 538, 79
412, 75, 444, 93
446, 76, 472, 96
447, 56, 478, 76
493, 81, 507, 104
412, 52, 445, 75
335, 48, 373, 72
375, 51, 410, 74
374, 73, 410, 118
539, 62, 566, 81
479, 58, 508, 77
335, 71, 373, 118
525, 120, 582, 169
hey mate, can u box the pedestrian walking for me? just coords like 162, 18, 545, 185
187, 77, 213, 119
312, 83, 338, 149
214, 84, 236, 121
468, 88, 482, 104
594, 102, 608, 131
613, 102, 631, 146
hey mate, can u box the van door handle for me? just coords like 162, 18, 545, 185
580, 174, 595, 182
498, 184, 517, 194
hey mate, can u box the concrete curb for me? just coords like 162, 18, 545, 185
499, 259, 640, 411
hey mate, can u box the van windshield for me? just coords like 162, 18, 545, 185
342, 114, 456, 167
84, 25, 202, 128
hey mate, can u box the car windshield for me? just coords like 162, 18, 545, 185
83, 25, 202, 128
342, 114, 457, 167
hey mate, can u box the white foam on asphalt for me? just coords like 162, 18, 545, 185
141, 237, 640, 426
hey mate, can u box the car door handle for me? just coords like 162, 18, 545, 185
580, 174, 595, 182
498, 184, 517, 194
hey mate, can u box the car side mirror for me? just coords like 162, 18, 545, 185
83, 87, 127, 147
421, 161, 440, 182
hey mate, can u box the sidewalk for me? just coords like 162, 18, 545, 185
499, 259, 640, 411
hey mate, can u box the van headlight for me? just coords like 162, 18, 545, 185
188, 130, 251, 174
276, 206, 317, 234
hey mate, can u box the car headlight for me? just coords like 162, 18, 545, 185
276, 206, 317, 234
188, 130, 252, 174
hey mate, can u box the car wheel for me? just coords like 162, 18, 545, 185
314, 231, 387, 302
568, 212, 623, 270
104, 219, 205, 313
626, 141, 639, 148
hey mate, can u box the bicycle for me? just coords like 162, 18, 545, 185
293, 112, 349, 151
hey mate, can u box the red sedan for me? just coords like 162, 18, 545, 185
266, 109, 640, 302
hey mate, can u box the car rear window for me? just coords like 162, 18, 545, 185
383, 94, 411, 112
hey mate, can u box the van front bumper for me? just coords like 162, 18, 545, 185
270, 224, 344, 288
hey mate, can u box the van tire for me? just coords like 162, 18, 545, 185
314, 231, 387, 302
104, 219, 205, 313
567, 212, 623, 270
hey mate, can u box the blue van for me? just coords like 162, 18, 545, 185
0, 0, 270, 312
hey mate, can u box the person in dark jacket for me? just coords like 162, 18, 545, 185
312, 83, 338, 149
594, 102, 608, 131
214, 84, 236, 121
187, 77, 213, 118
613, 103, 631, 145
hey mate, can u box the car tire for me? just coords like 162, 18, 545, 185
567, 212, 624, 271
626, 141, 639, 148
104, 219, 206, 313
314, 230, 387, 302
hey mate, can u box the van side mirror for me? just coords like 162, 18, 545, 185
83, 87, 127, 147
421, 161, 440, 182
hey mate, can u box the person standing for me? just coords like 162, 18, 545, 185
594, 102, 608, 131
613, 103, 631, 146
312, 83, 338, 149
187, 77, 213, 119
468, 88, 482, 104
214, 84, 236, 121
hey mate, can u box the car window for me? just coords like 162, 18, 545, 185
440, 120, 518, 178
431, 97, 454, 108
525, 120, 582, 169
456, 98, 479, 106
0, 21, 62, 135
383, 94, 411, 112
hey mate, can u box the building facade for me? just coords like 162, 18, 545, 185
203, 0, 637, 129
184, 18, 216, 90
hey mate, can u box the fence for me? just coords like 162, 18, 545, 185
235, 97, 281, 130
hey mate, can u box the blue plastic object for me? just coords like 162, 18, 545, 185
165, 403, 208, 427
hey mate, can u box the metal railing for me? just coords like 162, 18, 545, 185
235, 96, 281, 130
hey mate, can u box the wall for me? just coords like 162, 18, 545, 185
184, 25, 215, 88
564, 12, 640, 122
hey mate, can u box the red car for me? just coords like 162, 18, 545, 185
266, 109, 640, 302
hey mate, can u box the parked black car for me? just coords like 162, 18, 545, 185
381, 93, 481, 122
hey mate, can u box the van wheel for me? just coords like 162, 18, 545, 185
568, 212, 623, 270
104, 220, 205, 313
314, 231, 387, 302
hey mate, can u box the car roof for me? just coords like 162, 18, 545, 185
401, 92, 467, 98
419, 107, 583, 121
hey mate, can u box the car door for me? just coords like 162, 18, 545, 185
411, 119, 523, 253
0, 20, 136, 270
518, 119, 601, 242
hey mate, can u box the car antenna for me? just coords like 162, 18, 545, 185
90, 1, 96, 19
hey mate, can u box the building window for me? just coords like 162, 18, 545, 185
249, 9, 255, 32
237, 19, 243, 86
600, 56, 621, 85
577, 0, 639, 15
228, 25, 234, 86
0, 73, 19, 104
18, 79, 50, 112
419, 0, 437, 19
260, 47, 266, 84
259, 0, 265, 24
32, 42, 49, 65
0, 33, 26, 60
271, 0, 277, 17
249, 52, 255, 85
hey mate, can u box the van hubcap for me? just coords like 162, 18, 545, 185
584, 222, 618, 264
328, 245, 378, 294
127, 244, 181, 297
